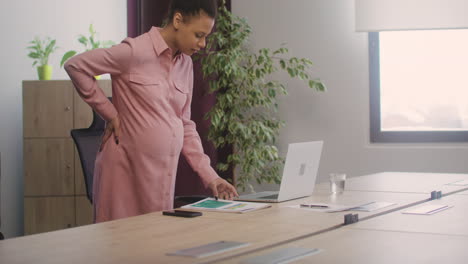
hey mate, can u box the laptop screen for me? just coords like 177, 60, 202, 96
277, 141, 323, 201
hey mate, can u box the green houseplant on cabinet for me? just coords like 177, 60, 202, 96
198, 0, 326, 192
27, 36, 58, 80
60, 24, 115, 79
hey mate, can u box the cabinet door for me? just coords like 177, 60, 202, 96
75, 196, 93, 226
23, 81, 74, 138
74, 80, 112, 129
24, 197, 75, 235
24, 139, 74, 196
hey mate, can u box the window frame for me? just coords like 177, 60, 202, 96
369, 32, 468, 143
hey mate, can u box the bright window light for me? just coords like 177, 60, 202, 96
379, 29, 468, 131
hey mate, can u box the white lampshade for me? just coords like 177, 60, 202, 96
355, 0, 468, 31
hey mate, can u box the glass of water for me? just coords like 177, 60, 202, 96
329, 173, 346, 194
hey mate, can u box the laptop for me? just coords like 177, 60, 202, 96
234, 141, 323, 203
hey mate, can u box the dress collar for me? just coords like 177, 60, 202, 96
149, 27, 169, 56
148, 26, 182, 60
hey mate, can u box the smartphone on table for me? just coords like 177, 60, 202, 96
162, 210, 202, 218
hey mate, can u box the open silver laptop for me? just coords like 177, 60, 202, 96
235, 141, 323, 203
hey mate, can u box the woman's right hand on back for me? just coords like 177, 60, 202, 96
100, 115, 121, 151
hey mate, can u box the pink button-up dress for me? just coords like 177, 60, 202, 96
65, 27, 219, 222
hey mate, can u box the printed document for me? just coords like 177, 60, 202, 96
181, 198, 271, 213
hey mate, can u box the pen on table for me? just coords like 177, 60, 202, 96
300, 204, 329, 208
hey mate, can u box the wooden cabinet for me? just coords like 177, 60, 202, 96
22, 81, 74, 138
24, 197, 75, 235
23, 139, 74, 196
75, 196, 94, 226
23, 80, 111, 235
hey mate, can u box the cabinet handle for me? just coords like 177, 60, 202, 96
65, 106, 71, 111
66, 165, 71, 169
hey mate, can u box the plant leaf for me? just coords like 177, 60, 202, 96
60, 50, 77, 67
28, 52, 40, 59
78, 36, 88, 46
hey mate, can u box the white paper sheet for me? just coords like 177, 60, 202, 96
289, 201, 396, 213
446, 179, 468, 186
167, 241, 250, 258
352, 201, 396, 212
402, 204, 453, 215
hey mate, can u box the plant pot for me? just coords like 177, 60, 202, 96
37, 65, 52, 80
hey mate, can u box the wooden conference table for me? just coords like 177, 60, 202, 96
1, 172, 468, 264
222, 192, 468, 264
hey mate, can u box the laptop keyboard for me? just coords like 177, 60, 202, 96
260, 194, 279, 199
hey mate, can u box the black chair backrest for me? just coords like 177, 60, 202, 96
71, 98, 110, 203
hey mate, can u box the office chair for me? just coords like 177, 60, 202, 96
71, 98, 110, 203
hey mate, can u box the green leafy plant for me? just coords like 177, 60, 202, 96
198, 1, 326, 192
27, 36, 58, 67
60, 24, 115, 67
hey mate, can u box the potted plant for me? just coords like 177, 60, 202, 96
60, 24, 115, 79
198, 0, 326, 192
26, 36, 58, 80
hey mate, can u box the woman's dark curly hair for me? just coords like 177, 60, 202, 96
167, 0, 217, 22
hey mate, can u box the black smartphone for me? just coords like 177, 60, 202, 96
162, 210, 202, 218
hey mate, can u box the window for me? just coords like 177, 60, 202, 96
369, 30, 468, 142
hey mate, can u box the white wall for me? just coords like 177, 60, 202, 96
232, 0, 468, 191
0, 0, 126, 238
